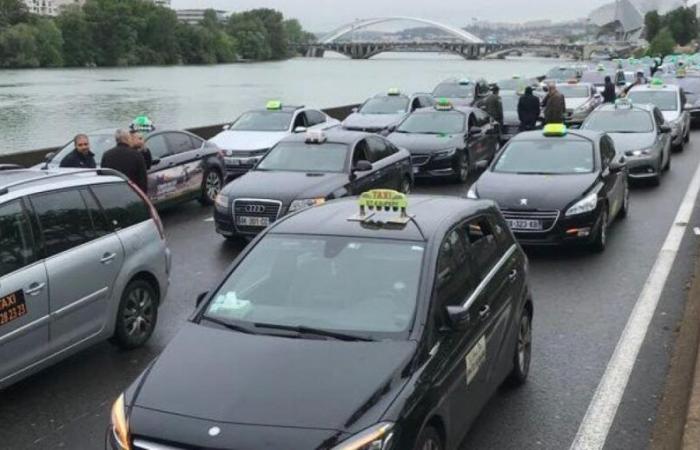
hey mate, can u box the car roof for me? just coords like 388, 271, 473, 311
0, 168, 125, 199
629, 83, 679, 92
510, 128, 603, 143
594, 103, 655, 112
279, 128, 373, 145
251, 105, 304, 113
269, 195, 497, 242
556, 82, 594, 88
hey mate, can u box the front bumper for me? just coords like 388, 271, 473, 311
625, 154, 660, 179
502, 207, 604, 247
214, 199, 286, 237
410, 153, 458, 178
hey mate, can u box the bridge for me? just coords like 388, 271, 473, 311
300, 17, 589, 60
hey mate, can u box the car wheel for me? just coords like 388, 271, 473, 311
413, 426, 443, 450
651, 155, 662, 186
684, 128, 690, 143
112, 279, 158, 350
400, 176, 412, 194
505, 307, 532, 387
199, 169, 223, 206
619, 181, 629, 219
454, 151, 470, 184
591, 209, 608, 253
663, 151, 671, 172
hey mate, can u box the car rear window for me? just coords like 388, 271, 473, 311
90, 182, 149, 230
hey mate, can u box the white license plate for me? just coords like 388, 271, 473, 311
506, 219, 542, 231
237, 216, 270, 227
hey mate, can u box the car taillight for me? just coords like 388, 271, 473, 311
128, 181, 165, 240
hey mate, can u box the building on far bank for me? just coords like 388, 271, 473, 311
23, 0, 82, 16
152, 0, 171, 7
175, 9, 228, 25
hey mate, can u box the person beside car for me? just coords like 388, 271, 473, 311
102, 129, 148, 193
517, 87, 541, 131
542, 82, 566, 124
59, 134, 96, 169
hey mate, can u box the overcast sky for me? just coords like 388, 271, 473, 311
172, 0, 614, 31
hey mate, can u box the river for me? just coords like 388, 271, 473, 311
0, 53, 564, 154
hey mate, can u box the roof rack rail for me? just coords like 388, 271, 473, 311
0, 168, 127, 196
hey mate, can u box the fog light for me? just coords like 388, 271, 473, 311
647, 168, 654, 173
566, 227, 591, 237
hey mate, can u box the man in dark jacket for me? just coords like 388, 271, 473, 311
542, 82, 566, 124
130, 132, 153, 170
59, 134, 96, 168
479, 85, 504, 125
517, 87, 540, 131
602, 76, 616, 103
102, 129, 148, 193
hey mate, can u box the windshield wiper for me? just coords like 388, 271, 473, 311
201, 316, 258, 335
253, 322, 375, 341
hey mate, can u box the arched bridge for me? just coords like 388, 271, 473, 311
299, 17, 589, 60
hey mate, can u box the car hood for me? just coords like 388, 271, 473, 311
133, 322, 416, 430
222, 170, 349, 204
474, 171, 598, 210
662, 111, 680, 122
565, 97, 588, 110
342, 113, 405, 130
387, 132, 463, 154
607, 132, 656, 154
209, 131, 288, 152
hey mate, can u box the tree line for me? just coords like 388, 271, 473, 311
644, 6, 698, 57
0, 0, 316, 68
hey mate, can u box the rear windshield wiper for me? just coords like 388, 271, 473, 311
201, 316, 258, 335
253, 322, 375, 342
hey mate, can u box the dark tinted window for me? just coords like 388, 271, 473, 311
306, 110, 326, 126
31, 189, 97, 257
366, 137, 391, 162
293, 112, 308, 129
435, 228, 475, 307
464, 217, 499, 279
600, 136, 615, 164
166, 132, 195, 154
0, 200, 36, 278
91, 183, 149, 230
80, 189, 110, 237
146, 134, 169, 159
190, 135, 204, 150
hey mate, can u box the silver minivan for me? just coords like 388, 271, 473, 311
0, 169, 170, 389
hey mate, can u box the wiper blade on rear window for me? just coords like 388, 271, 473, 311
201, 316, 258, 335
253, 322, 375, 341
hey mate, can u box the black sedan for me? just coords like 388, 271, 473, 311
109, 192, 533, 450
214, 129, 413, 239
387, 102, 500, 182
468, 125, 629, 251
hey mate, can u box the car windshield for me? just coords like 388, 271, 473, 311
230, 111, 294, 132
580, 72, 607, 85
582, 111, 654, 133
360, 96, 410, 114
256, 142, 348, 172
557, 85, 590, 98
493, 139, 595, 174
627, 91, 678, 111
54, 133, 115, 165
433, 83, 474, 98
546, 67, 578, 81
397, 111, 465, 134
202, 235, 424, 337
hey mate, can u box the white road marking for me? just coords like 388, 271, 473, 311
571, 160, 700, 450
203, 217, 214, 222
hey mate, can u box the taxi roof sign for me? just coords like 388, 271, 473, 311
266, 100, 282, 110
543, 123, 568, 137
435, 98, 453, 111
305, 129, 327, 144
614, 98, 633, 109
387, 88, 401, 96
349, 189, 412, 225
458, 78, 471, 85
650, 78, 665, 87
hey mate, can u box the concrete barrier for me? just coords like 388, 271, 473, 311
0, 104, 359, 167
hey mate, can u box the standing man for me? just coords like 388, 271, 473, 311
102, 129, 148, 193
130, 132, 153, 170
602, 76, 616, 103
517, 87, 540, 131
479, 84, 504, 125
542, 82, 566, 125
59, 134, 96, 168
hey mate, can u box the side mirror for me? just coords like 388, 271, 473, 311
222, 124, 231, 131
609, 159, 626, 172
469, 126, 483, 137
352, 160, 373, 173
44, 151, 55, 162
659, 124, 672, 134
196, 291, 209, 307
152, 158, 161, 165
351, 107, 359, 113
294, 126, 307, 133
446, 305, 470, 331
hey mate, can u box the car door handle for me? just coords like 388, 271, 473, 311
478, 305, 491, 320
100, 252, 117, 264
508, 269, 518, 281
25, 282, 46, 296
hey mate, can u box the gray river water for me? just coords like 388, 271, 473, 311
0, 54, 562, 154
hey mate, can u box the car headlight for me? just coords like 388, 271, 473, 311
110, 394, 131, 450
434, 148, 457, 158
289, 197, 326, 212
331, 422, 395, 450
215, 193, 229, 210
565, 192, 598, 216
625, 148, 651, 157
467, 187, 479, 199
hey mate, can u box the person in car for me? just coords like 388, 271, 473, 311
59, 134, 96, 169
102, 129, 148, 193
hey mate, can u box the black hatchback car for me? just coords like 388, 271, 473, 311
214, 129, 413, 239
469, 124, 629, 251
109, 191, 533, 450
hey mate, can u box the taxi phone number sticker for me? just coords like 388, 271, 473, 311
0, 290, 28, 326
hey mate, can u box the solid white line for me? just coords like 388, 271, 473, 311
570, 160, 700, 450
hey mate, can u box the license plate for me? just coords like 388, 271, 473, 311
225, 158, 241, 166
0, 290, 28, 327
506, 219, 542, 231
237, 216, 270, 227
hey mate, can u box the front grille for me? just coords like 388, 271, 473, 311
500, 209, 560, 232
233, 199, 282, 234
411, 155, 430, 166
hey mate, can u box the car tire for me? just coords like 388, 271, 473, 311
413, 426, 443, 450
684, 128, 690, 143
112, 279, 158, 350
453, 151, 470, 184
505, 307, 532, 387
199, 169, 223, 206
591, 209, 608, 253
400, 176, 412, 194
619, 182, 629, 219
663, 152, 671, 172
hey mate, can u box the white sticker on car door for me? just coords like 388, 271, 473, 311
465, 335, 486, 385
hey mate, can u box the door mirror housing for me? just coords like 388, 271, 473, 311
293, 126, 307, 133
469, 126, 483, 137
446, 305, 470, 331
44, 151, 55, 162
152, 158, 161, 165
352, 160, 373, 173
609, 159, 626, 172
351, 107, 359, 113
659, 123, 672, 134
196, 291, 209, 307
222, 124, 231, 131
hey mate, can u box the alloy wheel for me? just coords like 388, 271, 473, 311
123, 287, 154, 340
517, 314, 532, 375
206, 172, 222, 201
421, 437, 441, 450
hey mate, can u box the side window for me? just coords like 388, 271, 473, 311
306, 110, 326, 126
489, 213, 513, 251
0, 200, 36, 278
600, 136, 615, 165
420, 96, 434, 108
366, 137, 391, 162
435, 228, 475, 308
463, 217, 499, 280
189, 135, 204, 150
165, 132, 195, 155
80, 188, 111, 238
353, 140, 370, 165
653, 108, 665, 128
145, 134, 169, 159
293, 112, 308, 129
410, 97, 421, 111
90, 183, 150, 230
30, 189, 97, 258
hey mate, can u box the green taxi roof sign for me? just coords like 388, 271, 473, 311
349, 189, 412, 225
387, 88, 401, 96
543, 123, 568, 137
650, 78, 664, 87
435, 98, 453, 111
458, 78, 471, 85
266, 100, 282, 110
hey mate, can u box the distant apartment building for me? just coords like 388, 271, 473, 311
23, 0, 81, 16
176, 9, 228, 25
152, 0, 171, 7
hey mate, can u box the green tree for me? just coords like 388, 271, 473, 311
0, 23, 39, 67
83, 0, 140, 66
284, 18, 315, 56
647, 27, 676, 57
57, 6, 94, 66
246, 9, 286, 59
665, 7, 697, 46
32, 17, 63, 66
0, 0, 28, 29
227, 13, 271, 60
136, 3, 180, 65
644, 11, 662, 42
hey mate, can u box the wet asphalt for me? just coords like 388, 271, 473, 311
1, 135, 700, 450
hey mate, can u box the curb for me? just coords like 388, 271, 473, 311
684, 346, 700, 449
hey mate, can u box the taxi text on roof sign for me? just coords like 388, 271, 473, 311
349, 189, 412, 225
614, 98, 633, 109
266, 100, 282, 110
543, 123, 568, 137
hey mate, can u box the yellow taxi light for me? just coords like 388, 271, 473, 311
543, 123, 568, 137
266, 100, 282, 110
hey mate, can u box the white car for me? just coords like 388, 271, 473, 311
627, 80, 691, 151
556, 82, 602, 127
342, 89, 435, 133
209, 102, 340, 177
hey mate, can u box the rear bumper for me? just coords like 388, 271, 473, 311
626, 155, 660, 179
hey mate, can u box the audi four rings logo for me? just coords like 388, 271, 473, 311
245, 205, 266, 213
